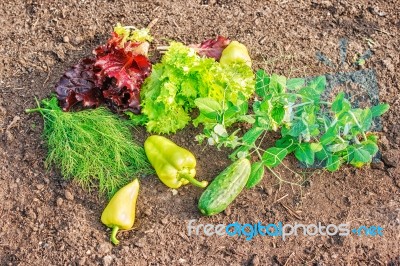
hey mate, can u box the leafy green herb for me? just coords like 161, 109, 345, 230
26, 97, 153, 197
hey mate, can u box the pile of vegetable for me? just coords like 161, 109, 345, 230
26, 23, 390, 245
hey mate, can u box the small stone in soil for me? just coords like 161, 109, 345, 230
73, 36, 83, 44
161, 217, 169, 225
143, 208, 152, 216
224, 207, 231, 216
27, 209, 37, 220
382, 152, 397, 168
368, 198, 376, 204
98, 242, 112, 255
64, 190, 74, 201
371, 161, 385, 170
103, 255, 113, 266
342, 196, 351, 206
304, 247, 313, 254
56, 197, 63, 206
135, 240, 145, 248
249, 254, 260, 266
380, 135, 390, 151
78, 257, 86, 266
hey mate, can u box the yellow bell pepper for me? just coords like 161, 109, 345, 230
144, 135, 208, 189
220, 41, 252, 67
101, 179, 139, 245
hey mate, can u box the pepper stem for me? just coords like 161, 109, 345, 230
179, 171, 208, 188
110, 226, 120, 245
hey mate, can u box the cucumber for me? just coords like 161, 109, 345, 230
198, 158, 251, 216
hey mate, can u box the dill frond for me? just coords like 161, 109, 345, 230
27, 97, 153, 197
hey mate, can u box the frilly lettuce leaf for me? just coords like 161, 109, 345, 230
114, 23, 153, 43
139, 41, 254, 134
56, 23, 152, 112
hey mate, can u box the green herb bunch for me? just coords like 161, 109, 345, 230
27, 97, 153, 197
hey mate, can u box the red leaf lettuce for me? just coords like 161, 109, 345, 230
55, 29, 152, 113
190, 36, 230, 60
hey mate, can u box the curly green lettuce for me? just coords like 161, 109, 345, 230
138, 42, 255, 134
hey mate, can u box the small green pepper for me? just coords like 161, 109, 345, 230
101, 179, 139, 245
144, 135, 208, 189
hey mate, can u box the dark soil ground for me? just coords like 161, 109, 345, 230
0, 0, 399, 265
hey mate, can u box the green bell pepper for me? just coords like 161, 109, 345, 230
144, 135, 208, 189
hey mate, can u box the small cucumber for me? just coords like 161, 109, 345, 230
198, 158, 251, 216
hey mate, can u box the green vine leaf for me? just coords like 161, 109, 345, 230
371, 103, 390, 117
327, 142, 349, 153
287, 78, 305, 91
271, 104, 285, 124
326, 154, 341, 172
347, 145, 372, 167
255, 70, 270, 98
295, 143, 315, 166
262, 147, 288, 168
332, 92, 351, 114
308, 75, 326, 94
246, 162, 265, 188
362, 140, 378, 155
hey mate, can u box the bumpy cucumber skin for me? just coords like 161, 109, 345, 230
198, 158, 251, 216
